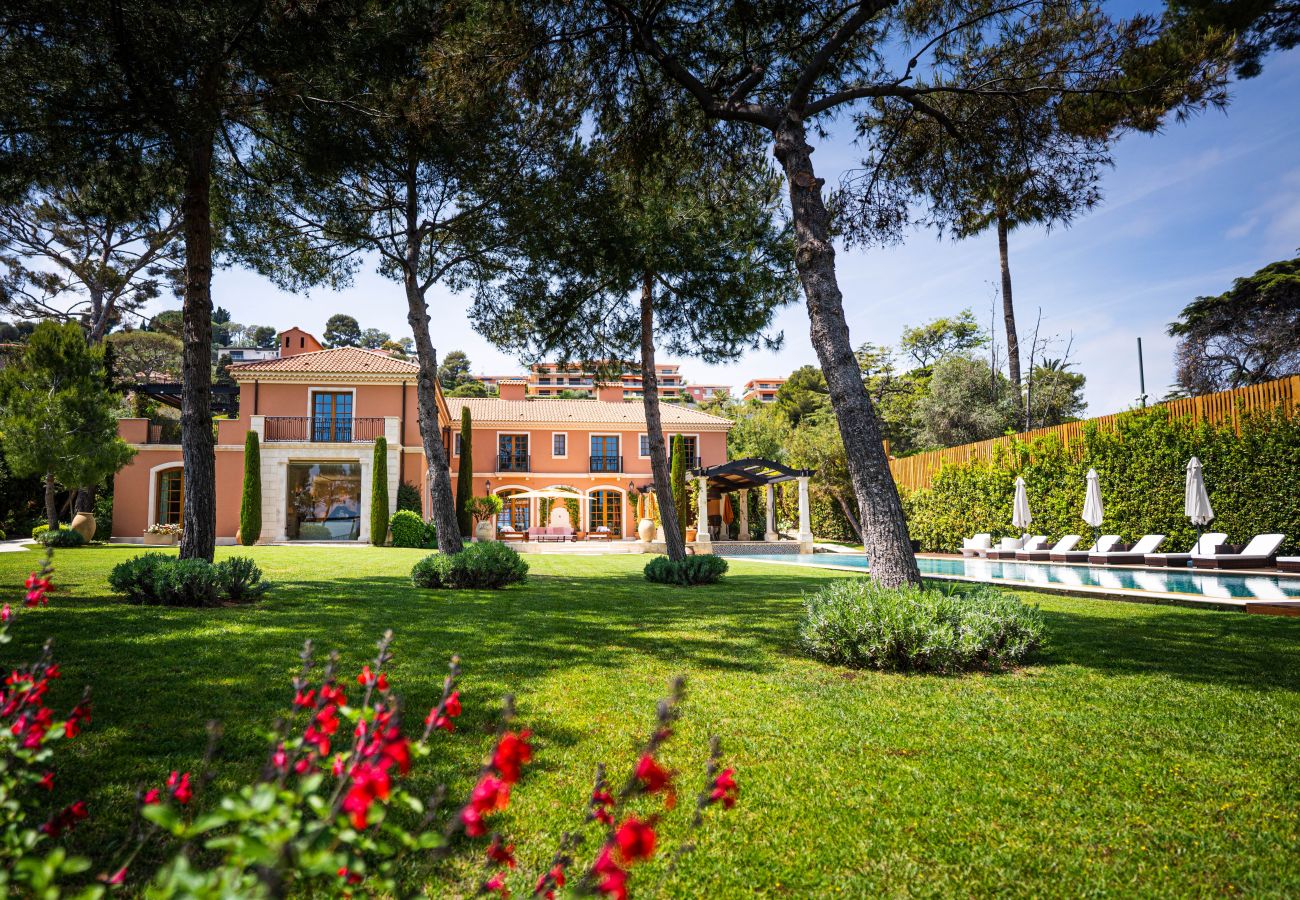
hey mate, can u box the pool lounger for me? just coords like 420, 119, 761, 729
1192, 534, 1286, 570
961, 533, 992, 558
1144, 533, 1228, 567
990, 535, 1044, 560
1089, 534, 1166, 565
1017, 535, 1080, 561
1278, 557, 1300, 573
1051, 534, 1120, 563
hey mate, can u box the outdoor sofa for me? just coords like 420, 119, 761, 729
990, 535, 1045, 560
961, 534, 992, 558
527, 526, 575, 542
1279, 557, 1300, 573
1143, 532, 1227, 567
1050, 534, 1119, 563
1089, 534, 1166, 565
1017, 535, 1081, 561
1191, 534, 1286, 569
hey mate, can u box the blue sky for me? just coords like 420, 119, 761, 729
201, 49, 1300, 417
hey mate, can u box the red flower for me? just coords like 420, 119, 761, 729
167, 771, 193, 805
142, 788, 161, 805
590, 787, 614, 825
634, 755, 675, 807
534, 864, 566, 899
1, 603, 11, 623
64, 702, 90, 738
593, 846, 629, 900
379, 731, 411, 774
293, 688, 316, 708
341, 762, 391, 829
38, 771, 54, 791
461, 775, 511, 836
613, 817, 656, 864
332, 754, 347, 777
105, 866, 128, 885
709, 768, 738, 809
356, 666, 388, 690
41, 800, 89, 837
25, 573, 52, 607
485, 872, 510, 898
486, 835, 516, 869
492, 730, 533, 784
426, 690, 462, 732
272, 745, 289, 771
337, 867, 363, 886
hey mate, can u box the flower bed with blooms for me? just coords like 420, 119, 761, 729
143, 523, 183, 537
2, 552, 736, 897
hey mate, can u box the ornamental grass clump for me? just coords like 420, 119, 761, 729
644, 554, 728, 586
3, 557, 738, 897
799, 580, 1045, 673
411, 541, 528, 590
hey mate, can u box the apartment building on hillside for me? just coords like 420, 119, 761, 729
741, 378, 786, 403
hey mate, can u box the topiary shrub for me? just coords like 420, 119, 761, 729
455, 407, 473, 536
240, 431, 261, 545
396, 480, 422, 513
799, 580, 1045, 673
109, 554, 269, 606
644, 554, 728, 586
411, 542, 528, 590
36, 527, 85, 548
390, 509, 427, 548
215, 557, 271, 601
370, 437, 390, 545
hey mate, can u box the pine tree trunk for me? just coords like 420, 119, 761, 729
773, 120, 920, 588
639, 273, 685, 560
834, 491, 864, 545
45, 471, 57, 530
402, 160, 462, 554
997, 213, 1021, 389
178, 136, 216, 561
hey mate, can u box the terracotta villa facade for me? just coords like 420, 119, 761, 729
111, 328, 733, 543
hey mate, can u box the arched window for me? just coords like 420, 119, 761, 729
589, 490, 622, 535
156, 468, 184, 525
497, 488, 530, 532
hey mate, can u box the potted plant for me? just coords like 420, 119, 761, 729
143, 523, 182, 546
467, 495, 503, 542
635, 491, 655, 543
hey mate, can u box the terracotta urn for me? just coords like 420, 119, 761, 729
637, 517, 656, 543
685, 527, 698, 542
474, 520, 496, 542
70, 512, 96, 543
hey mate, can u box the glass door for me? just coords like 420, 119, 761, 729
312, 392, 353, 442
590, 435, 620, 472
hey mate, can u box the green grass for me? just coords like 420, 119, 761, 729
3, 545, 1299, 897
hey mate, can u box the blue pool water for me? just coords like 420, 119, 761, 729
741, 554, 1300, 602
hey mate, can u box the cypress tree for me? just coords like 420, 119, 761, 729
370, 437, 389, 545
456, 408, 473, 536
240, 431, 261, 545
670, 435, 688, 537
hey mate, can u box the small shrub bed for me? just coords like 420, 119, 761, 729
411, 541, 528, 590
799, 580, 1045, 673
36, 527, 85, 548
108, 554, 271, 606
390, 509, 435, 548
644, 554, 728, 586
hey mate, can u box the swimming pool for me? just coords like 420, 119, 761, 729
741, 554, 1300, 605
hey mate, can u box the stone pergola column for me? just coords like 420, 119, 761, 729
695, 476, 712, 552
764, 484, 777, 542
797, 475, 814, 553
737, 489, 749, 541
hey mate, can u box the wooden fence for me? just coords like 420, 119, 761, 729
888, 375, 1300, 492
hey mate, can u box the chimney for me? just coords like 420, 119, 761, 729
596, 381, 624, 403
278, 327, 323, 357
498, 378, 527, 401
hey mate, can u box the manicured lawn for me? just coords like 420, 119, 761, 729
3, 545, 1299, 896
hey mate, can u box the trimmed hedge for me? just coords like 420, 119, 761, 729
644, 554, 728, 586
411, 542, 528, 590
902, 407, 1300, 554
240, 431, 261, 545
389, 510, 432, 548
370, 437, 390, 545
799, 580, 1045, 673
36, 527, 85, 548
108, 554, 270, 606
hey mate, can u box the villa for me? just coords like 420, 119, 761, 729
110, 327, 732, 543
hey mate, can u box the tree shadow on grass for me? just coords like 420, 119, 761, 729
1035, 604, 1300, 691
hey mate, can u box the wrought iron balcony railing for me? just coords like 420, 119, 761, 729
497, 453, 531, 472
264, 416, 386, 443
589, 454, 623, 473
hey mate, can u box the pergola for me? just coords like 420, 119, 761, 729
688, 457, 816, 551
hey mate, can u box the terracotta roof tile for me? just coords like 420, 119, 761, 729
448, 397, 732, 428
230, 347, 419, 375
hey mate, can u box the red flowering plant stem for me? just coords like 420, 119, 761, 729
0, 551, 100, 893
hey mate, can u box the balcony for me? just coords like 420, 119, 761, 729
497, 453, 531, 473
589, 455, 622, 473
263, 416, 386, 443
